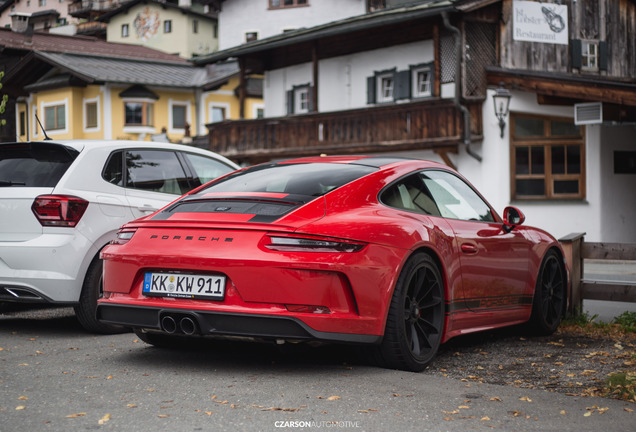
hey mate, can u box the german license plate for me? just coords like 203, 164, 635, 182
143, 273, 225, 300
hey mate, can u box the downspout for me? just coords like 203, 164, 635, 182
442, 11, 482, 162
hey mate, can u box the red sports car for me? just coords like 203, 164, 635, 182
97, 156, 568, 371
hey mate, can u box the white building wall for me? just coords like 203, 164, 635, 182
599, 125, 636, 242
264, 41, 434, 117
456, 90, 604, 242
218, 0, 366, 50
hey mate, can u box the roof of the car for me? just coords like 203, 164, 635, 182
1, 140, 239, 169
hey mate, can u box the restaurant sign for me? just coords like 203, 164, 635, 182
513, 1, 568, 45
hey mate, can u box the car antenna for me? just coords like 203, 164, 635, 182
34, 114, 52, 140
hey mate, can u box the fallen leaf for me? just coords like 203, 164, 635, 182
560, 410, 566, 415
490, 397, 502, 402
158, 414, 169, 418
66, 413, 87, 418
98, 414, 111, 425
584, 412, 592, 417
126, 404, 137, 408
480, 416, 490, 421
327, 396, 340, 401
519, 397, 532, 402
205, 411, 213, 415
15, 406, 26, 411
18, 396, 28, 400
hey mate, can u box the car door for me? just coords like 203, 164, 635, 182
420, 170, 534, 316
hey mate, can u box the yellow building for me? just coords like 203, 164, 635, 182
100, 0, 218, 59
8, 50, 262, 143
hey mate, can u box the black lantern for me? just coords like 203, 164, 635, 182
492, 83, 511, 138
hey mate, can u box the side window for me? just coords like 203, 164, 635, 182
102, 151, 124, 186
125, 150, 190, 195
421, 171, 494, 222
380, 174, 441, 217
181, 152, 235, 186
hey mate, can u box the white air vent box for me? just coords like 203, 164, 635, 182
574, 102, 603, 125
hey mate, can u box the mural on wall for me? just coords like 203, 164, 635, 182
134, 7, 161, 41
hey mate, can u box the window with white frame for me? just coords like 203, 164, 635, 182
412, 66, 432, 98
124, 101, 154, 126
269, 0, 308, 8
376, 73, 394, 103
169, 100, 190, 133
209, 103, 228, 123
581, 41, 598, 70
122, 24, 129, 37
84, 98, 100, 131
294, 86, 310, 114
44, 103, 65, 130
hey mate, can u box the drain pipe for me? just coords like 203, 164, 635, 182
442, 11, 482, 162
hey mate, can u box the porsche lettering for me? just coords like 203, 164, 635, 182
149, 234, 233, 242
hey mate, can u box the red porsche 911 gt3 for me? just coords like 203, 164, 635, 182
97, 156, 568, 371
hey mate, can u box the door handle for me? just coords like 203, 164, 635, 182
137, 205, 158, 213
461, 243, 478, 254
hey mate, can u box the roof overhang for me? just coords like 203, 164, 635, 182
193, 1, 457, 66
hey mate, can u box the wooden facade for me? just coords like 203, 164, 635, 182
207, 99, 483, 165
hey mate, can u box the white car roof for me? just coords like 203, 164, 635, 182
33, 139, 239, 169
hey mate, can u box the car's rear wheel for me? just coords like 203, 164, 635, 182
74, 258, 127, 334
374, 252, 444, 372
527, 249, 566, 335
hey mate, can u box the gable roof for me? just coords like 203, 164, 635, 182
5, 51, 204, 95
0, 26, 188, 63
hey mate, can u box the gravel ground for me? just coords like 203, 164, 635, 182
424, 326, 636, 399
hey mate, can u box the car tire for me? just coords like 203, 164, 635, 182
526, 249, 567, 335
374, 252, 445, 372
74, 258, 127, 334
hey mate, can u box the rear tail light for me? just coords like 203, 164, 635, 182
264, 235, 366, 253
111, 228, 137, 245
31, 195, 89, 227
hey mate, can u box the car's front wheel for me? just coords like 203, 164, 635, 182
527, 249, 567, 335
374, 252, 445, 372
74, 258, 127, 334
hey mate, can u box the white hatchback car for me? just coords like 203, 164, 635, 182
0, 140, 239, 332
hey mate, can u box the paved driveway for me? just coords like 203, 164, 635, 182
1, 306, 633, 431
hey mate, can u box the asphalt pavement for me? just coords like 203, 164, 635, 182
0, 306, 634, 432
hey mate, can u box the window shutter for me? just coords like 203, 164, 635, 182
286, 90, 294, 115
571, 39, 582, 69
308, 86, 315, 112
366, 76, 376, 104
598, 41, 608, 71
393, 70, 411, 100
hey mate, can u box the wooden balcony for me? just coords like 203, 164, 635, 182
68, 0, 120, 18
205, 99, 483, 164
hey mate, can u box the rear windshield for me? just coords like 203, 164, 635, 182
0, 142, 79, 187
191, 162, 377, 198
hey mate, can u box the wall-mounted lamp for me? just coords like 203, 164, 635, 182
492, 83, 511, 138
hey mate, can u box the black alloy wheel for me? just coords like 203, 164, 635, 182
375, 252, 445, 372
528, 249, 566, 335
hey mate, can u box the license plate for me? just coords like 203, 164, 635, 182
143, 272, 225, 300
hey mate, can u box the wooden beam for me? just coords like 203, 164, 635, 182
312, 42, 319, 113
238, 57, 246, 119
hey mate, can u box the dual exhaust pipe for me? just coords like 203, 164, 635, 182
160, 314, 198, 335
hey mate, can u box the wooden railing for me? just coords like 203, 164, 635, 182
206, 99, 483, 164
560, 233, 636, 314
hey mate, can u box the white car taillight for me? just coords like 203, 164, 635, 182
31, 195, 89, 227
